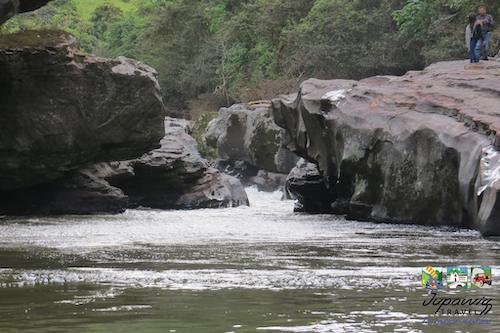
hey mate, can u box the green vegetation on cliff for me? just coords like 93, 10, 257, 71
2, 0, 499, 112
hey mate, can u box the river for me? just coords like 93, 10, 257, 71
0, 188, 499, 333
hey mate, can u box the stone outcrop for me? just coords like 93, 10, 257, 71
274, 60, 500, 236
205, 102, 298, 191
0, 30, 165, 190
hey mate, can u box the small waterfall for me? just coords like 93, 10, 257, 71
478, 145, 500, 196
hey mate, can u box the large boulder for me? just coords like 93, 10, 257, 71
286, 159, 335, 213
205, 103, 298, 175
0, 30, 165, 190
274, 60, 500, 236
104, 118, 249, 209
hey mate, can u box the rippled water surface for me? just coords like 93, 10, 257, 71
0, 188, 499, 333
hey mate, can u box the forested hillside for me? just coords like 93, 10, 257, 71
2, 0, 499, 115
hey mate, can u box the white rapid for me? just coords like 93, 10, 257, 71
0, 187, 499, 333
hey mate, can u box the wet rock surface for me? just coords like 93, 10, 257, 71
0, 168, 128, 215
275, 60, 500, 236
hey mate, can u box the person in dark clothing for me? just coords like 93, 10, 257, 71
467, 14, 483, 63
476, 5, 495, 60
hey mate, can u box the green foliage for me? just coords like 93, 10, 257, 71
2, 0, 499, 109
140, 0, 220, 106
91, 5, 123, 39
394, 0, 500, 63
281, 0, 420, 79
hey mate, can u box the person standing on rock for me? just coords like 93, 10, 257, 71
476, 5, 495, 60
466, 14, 484, 63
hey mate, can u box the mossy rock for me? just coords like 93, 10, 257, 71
0, 29, 76, 49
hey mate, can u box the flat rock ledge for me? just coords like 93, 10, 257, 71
274, 60, 500, 236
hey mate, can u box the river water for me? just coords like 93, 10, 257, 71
0, 188, 499, 333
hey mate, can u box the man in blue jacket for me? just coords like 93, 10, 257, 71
476, 5, 495, 60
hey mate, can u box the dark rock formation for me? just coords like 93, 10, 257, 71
205, 103, 298, 174
274, 60, 500, 236
0, 168, 128, 215
0, 118, 249, 214
0, 0, 17, 24
103, 118, 249, 209
18, 0, 51, 13
205, 102, 298, 191
286, 159, 335, 213
1, 0, 53, 25
0, 30, 165, 190
0, 28, 248, 215
176, 168, 249, 209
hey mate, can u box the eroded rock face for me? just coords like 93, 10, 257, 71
275, 61, 500, 235
0, 30, 166, 190
205, 103, 298, 175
